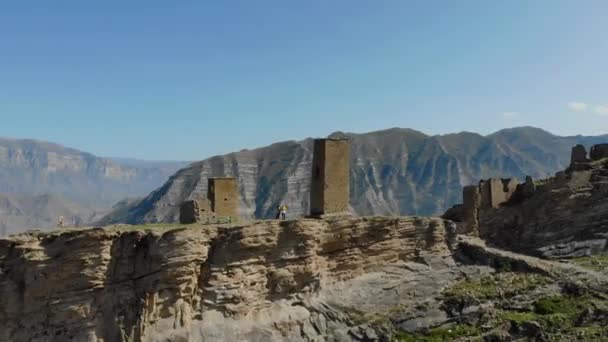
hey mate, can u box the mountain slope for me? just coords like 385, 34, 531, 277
100, 127, 608, 225
0, 137, 187, 208
0, 138, 188, 235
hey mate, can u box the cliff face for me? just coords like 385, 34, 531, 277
4, 216, 608, 341
0, 216, 458, 341
100, 127, 608, 225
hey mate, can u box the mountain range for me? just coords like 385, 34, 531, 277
98, 127, 608, 225
2, 127, 607, 235
0, 137, 187, 235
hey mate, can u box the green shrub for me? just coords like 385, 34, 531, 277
443, 272, 549, 303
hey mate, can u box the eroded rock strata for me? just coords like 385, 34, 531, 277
3, 216, 608, 341
1, 216, 458, 341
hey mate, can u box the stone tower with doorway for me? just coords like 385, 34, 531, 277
208, 177, 239, 217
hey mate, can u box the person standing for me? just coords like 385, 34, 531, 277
279, 203, 288, 220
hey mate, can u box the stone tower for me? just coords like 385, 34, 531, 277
570, 144, 589, 164
310, 135, 350, 216
208, 177, 239, 217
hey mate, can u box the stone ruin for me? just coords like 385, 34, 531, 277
451, 143, 608, 236
179, 177, 239, 224
570, 144, 589, 164
179, 198, 214, 224
570, 143, 608, 165
460, 177, 519, 234
309, 134, 350, 217
590, 144, 608, 161
179, 132, 353, 223
208, 177, 239, 217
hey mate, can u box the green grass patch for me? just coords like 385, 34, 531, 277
497, 293, 607, 339
499, 310, 538, 323
443, 272, 549, 303
571, 254, 608, 272
533, 296, 582, 316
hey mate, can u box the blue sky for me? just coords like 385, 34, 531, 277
1, 1, 607, 160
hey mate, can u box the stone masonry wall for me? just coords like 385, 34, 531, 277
310, 138, 350, 216
590, 144, 608, 161
208, 178, 239, 217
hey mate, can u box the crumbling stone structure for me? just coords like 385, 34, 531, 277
446, 143, 608, 257
179, 177, 239, 224
462, 185, 481, 235
590, 143, 608, 161
571, 144, 589, 164
208, 177, 239, 217
459, 177, 519, 234
310, 135, 350, 216
179, 198, 214, 224
478, 178, 518, 209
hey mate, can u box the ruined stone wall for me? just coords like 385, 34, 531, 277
462, 185, 480, 235
448, 144, 608, 257
590, 144, 608, 161
479, 178, 515, 209
208, 178, 239, 217
310, 138, 350, 216
460, 177, 520, 234
179, 199, 214, 224
503, 178, 518, 198
571, 144, 589, 164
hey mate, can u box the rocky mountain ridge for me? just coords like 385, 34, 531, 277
100, 127, 608, 225
0, 137, 187, 207
0, 137, 187, 235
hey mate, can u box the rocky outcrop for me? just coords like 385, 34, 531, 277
446, 145, 608, 259
4, 217, 608, 341
0, 216, 462, 341
100, 127, 608, 225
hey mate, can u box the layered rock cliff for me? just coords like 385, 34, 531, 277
4, 216, 608, 341
0, 216, 458, 341
99, 127, 608, 225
